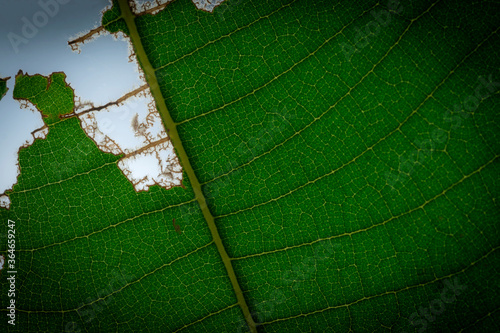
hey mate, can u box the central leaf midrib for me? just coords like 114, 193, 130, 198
115, 0, 257, 331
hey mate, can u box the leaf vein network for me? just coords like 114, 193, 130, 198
213, 22, 497, 219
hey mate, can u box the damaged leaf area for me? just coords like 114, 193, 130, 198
1, 0, 499, 332
9, 71, 183, 194
126, 0, 227, 15
65, 1, 184, 193
75, 88, 183, 192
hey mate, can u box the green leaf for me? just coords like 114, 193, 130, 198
13, 71, 74, 125
0, 76, 9, 101
1, 0, 499, 332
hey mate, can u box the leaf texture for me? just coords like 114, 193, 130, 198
1, 0, 499, 332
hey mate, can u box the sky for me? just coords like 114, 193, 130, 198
0, 0, 145, 195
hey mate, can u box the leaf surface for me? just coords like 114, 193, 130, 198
0, 76, 8, 101
1, 0, 499, 332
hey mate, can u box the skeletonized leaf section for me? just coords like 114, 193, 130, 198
76, 85, 183, 192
